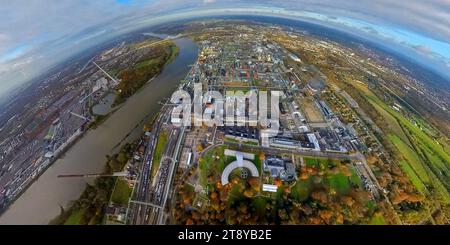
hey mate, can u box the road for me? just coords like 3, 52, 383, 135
224, 141, 359, 160
128, 105, 186, 224
129, 107, 170, 224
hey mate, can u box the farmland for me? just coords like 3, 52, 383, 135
350, 80, 450, 205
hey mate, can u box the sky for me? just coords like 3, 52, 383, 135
1, 0, 450, 97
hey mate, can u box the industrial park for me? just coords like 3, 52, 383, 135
1, 19, 449, 226
86, 23, 403, 225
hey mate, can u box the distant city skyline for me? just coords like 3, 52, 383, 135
1, 0, 449, 96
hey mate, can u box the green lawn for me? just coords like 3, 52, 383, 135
252, 196, 268, 217
228, 182, 244, 204
111, 179, 132, 206
253, 155, 262, 173
151, 130, 168, 179
291, 178, 313, 202
64, 208, 86, 225
199, 145, 261, 187
388, 134, 431, 184
166, 44, 180, 64
369, 213, 386, 225
135, 58, 159, 69
371, 101, 411, 146
328, 172, 351, 195
199, 146, 227, 186
304, 157, 336, 168
293, 158, 360, 200
398, 160, 428, 195
304, 157, 317, 167
350, 81, 450, 204
366, 90, 450, 168
349, 167, 363, 187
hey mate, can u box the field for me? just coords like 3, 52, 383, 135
350, 80, 450, 204
369, 213, 386, 225
199, 145, 228, 186
110, 179, 132, 206
166, 44, 180, 64
151, 130, 168, 179
304, 157, 338, 168
388, 135, 431, 185
251, 196, 269, 217
328, 172, 352, 195
114, 41, 176, 105
198, 145, 262, 189
64, 208, 86, 225
371, 102, 411, 146
398, 160, 428, 195
298, 97, 325, 123
291, 177, 313, 201
291, 157, 361, 200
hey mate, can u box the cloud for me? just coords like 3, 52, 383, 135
0, 44, 30, 63
361, 26, 379, 35
412, 45, 432, 55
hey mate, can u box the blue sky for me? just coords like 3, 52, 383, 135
0, 0, 449, 96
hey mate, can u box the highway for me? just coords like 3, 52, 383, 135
129, 107, 170, 224
128, 104, 186, 224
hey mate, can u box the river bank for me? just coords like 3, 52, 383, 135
0, 38, 198, 224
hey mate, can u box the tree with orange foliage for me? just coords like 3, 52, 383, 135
259, 152, 265, 161
210, 191, 218, 200
311, 190, 328, 204
243, 189, 255, 198
186, 218, 194, 225
273, 178, 282, 187
319, 210, 333, 224
248, 177, 260, 192
216, 181, 222, 190
300, 172, 309, 180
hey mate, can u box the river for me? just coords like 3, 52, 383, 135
0, 38, 198, 225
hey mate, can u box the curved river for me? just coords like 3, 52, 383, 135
0, 38, 198, 224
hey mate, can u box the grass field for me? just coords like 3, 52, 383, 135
369, 213, 386, 225
388, 135, 431, 185
251, 196, 268, 217
304, 157, 337, 168
111, 179, 132, 206
64, 208, 86, 225
225, 137, 259, 146
291, 178, 313, 202
398, 160, 428, 195
114, 41, 175, 105
135, 58, 159, 70
371, 102, 410, 146
228, 182, 244, 204
328, 172, 351, 195
304, 157, 317, 167
199, 145, 261, 187
292, 157, 362, 201
166, 44, 180, 64
151, 130, 168, 179
364, 85, 450, 167
349, 168, 363, 186
349, 80, 450, 204
199, 145, 227, 186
